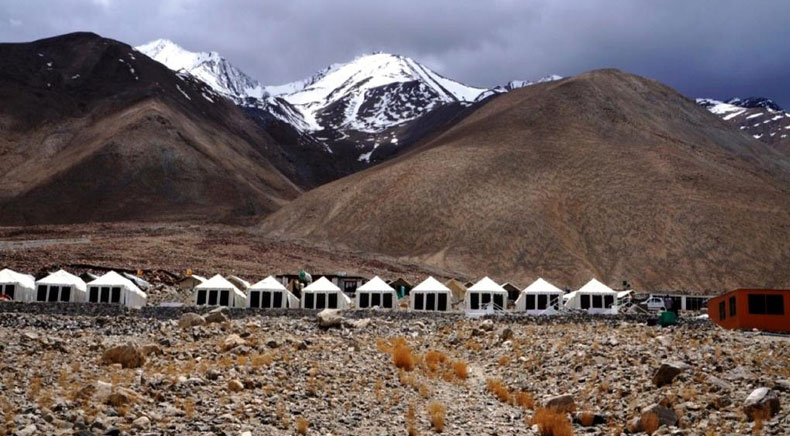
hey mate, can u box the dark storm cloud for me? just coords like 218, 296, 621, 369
1, 0, 788, 106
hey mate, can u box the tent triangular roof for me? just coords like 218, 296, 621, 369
196, 274, 240, 291
0, 268, 35, 289
468, 277, 507, 293
523, 278, 564, 295
357, 276, 395, 292
250, 276, 288, 292
87, 271, 146, 298
617, 290, 634, 299
412, 276, 450, 292
577, 278, 617, 295
37, 269, 86, 290
303, 276, 341, 292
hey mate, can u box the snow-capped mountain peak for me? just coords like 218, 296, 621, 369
136, 39, 266, 101
697, 97, 790, 144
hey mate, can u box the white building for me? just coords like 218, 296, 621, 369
302, 276, 351, 309
465, 277, 508, 313
247, 276, 299, 309
35, 270, 87, 303
356, 276, 398, 309
564, 278, 618, 315
194, 274, 247, 307
86, 271, 148, 308
515, 278, 564, 315
0, 268, 36, 302
410, 277, 452, 312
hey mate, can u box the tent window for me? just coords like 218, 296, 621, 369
219, 290, 229, 306
89, 287, 100, 303
304, 293, 314, 309
37, 285, 47, 301
383, 293, 393, 308
197, 290, 207, 305
604, 295, 614, 308
60, 286, 70, 302
316, 293, 326, 309
48, 286, 59, 302
328, 293, 338, 308
719, 301, 726, 320
526, 294, 535, 310
4, 285, 14, 300
208, 290, 218, 306
581, 294, 591, 309
273, 292, 282, 308
438, 293, 447, 311
250, 291, 260, 308
262, 291, 271, 308
729, 296, 736, 316
592, 295, 603, 308
111, 287, 121, 303
493, 294, 504, 309
100, 287, 110, 303
426, 293, 436, 311
360, 292, 369, 308
537, 294, 547, 310
470, 292, 479, 310
371, 293, 381, 307
482, 293, 491, 306
414, 293, 424, 310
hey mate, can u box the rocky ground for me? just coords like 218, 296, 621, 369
0, 309, 787, 436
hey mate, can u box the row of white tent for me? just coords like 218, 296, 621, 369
0, 268, 147, 308
1, 267, 620, 314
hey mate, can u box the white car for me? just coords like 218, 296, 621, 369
644, 297, 667, 311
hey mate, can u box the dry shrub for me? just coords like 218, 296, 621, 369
392, 338, 417, 371
452, 361, 468, 379
0, 398, 15, 424
406, 402, 419, 436
577, 411, 595, 427
514, 391, 535, 410
183, 398, 195, 418
498, 355, 511, 367
28, 376, 42, 399
374, 380, 384, 402
531, 408, 574, 436
295, 417, 309, 435
465, 339, 482, 352
424, 350, 447, 372
276, 401, 290, 429
418, 383, 431, 399
250, 352, 272, 368
486, 378, 510, 403
640, 412, 659, 435
427, 401, 446, 433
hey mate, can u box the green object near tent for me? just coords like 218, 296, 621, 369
658, 311, 678, 326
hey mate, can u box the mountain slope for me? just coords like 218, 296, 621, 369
0, 32, 302, 225
698, 97, 790, 145
260, 70, 790, 292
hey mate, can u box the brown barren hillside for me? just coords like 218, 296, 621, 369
260, 69, 790, 293
0, 32, 302, 225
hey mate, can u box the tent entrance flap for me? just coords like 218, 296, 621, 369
273, 292, 282, 308
438, 293, 447, 311
426, 293, 436, 311
262, 291, 271, 308
197, 290, 207, 305
250, 291, 260, 308
3, 284, 14, 300
360, 293, 369, 308
414, 294, 424, 310
329, 293, 338, 308
383, 293, 393, 308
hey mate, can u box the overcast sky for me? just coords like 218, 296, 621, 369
1, 0, 788, 106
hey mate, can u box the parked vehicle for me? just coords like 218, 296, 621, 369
644, 296, 667, 311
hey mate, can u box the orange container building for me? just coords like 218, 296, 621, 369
708, 289, 790, 333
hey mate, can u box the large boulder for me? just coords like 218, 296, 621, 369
544, 394, 576, 413
652, 361, 688, 387
743, 387, 780, 421
630, 404, 678, 432
178, 313, 206, 329
101, 343, 146, 369
317, 309, 343, 329
205, 306, 230, 324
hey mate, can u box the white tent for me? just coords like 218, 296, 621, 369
564, 278, 618, 314
515, 278, 565, 314
86, 271, 148, 309
248, 276, 299, 309
356, 276, 398, 309
465, 277, 508, 312
194, 274, 247, 307
35, 269, 87, 303
302, 276, 351, 309
0, 268, 36, 302
410, 277, 452, 311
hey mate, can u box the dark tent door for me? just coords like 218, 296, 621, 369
437, 293, 448, 311
197, 290, 207, 305
383, 293, 393, 308
328, 293, 338, 308
273, 292, 283, 308
250, 291, 260, 308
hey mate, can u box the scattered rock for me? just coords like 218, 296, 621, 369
345, 318, 371, 329
631, 404, 678, 432
221, 334, 247, 352
544, 394, 576, 413
743, 387, 780, 421
317, 309, 343, 329
101, 343, 145, 369
479, 319, 494, 331
132, 416, 150, 430
141, 344, 163, 356
178, 313, 206, 329
205, 307, 230, 324
653, 361, 688, 387
499, 327, 514, 342
227, 379, 244, 392
16, 424, 37, 436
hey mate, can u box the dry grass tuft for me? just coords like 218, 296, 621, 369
486, 378, 511, 403
392, 338, 417, 371
640, 411, 659, 435
427, 401, 446, 433
514, 391, 535, 410
452, 361, 468, 379
531, 408, 574, 436
498, 355, 511, 366
424, 350, 447, 372
276, 401, 290, 429
577, 411, 595, 427
406, 402, 419, 436
295, 417, 309, 435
